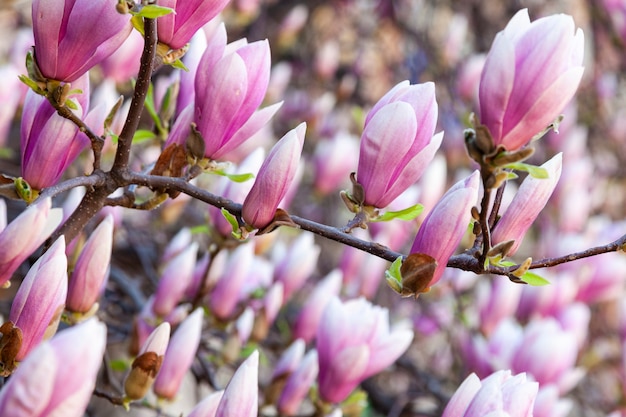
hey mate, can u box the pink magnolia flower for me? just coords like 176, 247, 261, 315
462, 318, 523, 379
20, 74, 98, 190
98, 28, 143, 82
32, 0, 132, 82
293, 269, 342, 342
208, 147, 265, 237
442, 370, 538, 417
316, 297, 413, 403
210, 244, 255, 320
491, 153, 562, 255
66, 214, 114, 315
188, 391, 225, 417
242, 123, 306, 229
194, 36, 282, 160
0, 197, 62, 287
312, 131, 359, 195
157, 0, 230, 50
278, 349, 319, 416
272, 339, 306, 381
272, 232, 320, 301
0, 318, 107, 417
511, 318, 585, 394
153, 242, 198, 317
154, 308, 204, 400
478, 9, 584, 151
356, 81, 442, 208
409, 171, 480, 287
10, 237, 68, 361
533, 385, 573, 417
476, 278, 523, 336
125, 322, 171, 401
215, 350, 259, 417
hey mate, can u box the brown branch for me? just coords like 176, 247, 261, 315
46, 17, 158, 246
54, 105, 104, 170
111, 17, 157, 173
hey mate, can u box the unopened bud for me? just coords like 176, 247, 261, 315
124, 352, 163, 400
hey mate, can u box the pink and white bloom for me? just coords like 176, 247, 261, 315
478, 9, 584, 151
293, 269, 342, 342
0, 197, 62, 287
210, 244, 255, 320
10, 237, 67, 361
356, 81, 442, 208
442, 370, 538, 417
242, 123, 306, 229
66, 214, 114, 315
32, 0, 132, 82
409, 171, 480, 287
153, 242, 198, 317
125, 322, 171, 401
491, 154, 562, 255
0, 318, 107, 417
156, 0, 230, 50
215, 350, 259, 417
188, 391, 225, 417
316, 297, 413, 403
194, 37, 281, 160
21, 74, 97, 190
313, 132, 359, 195
272, 339, 306, 381
154, 308, 204, 400
278, 349, 319, 416
511, 318, 584, 394
272, 232, 320, 301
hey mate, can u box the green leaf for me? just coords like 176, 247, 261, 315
169, 58, 189, 71
104, 96, 124, 131
131, 15, 145, 35
189, 224, 210, 235
213, 170, 255, 183
132, 129, 156, 143
133, 5, 174, 18
144, 83, 164, 133
519, 271, 550, 286
109, 359, 129, 372
18, 75, 44, 95
372, 203, 423, 222
384, 256, 403, 285
503, 162, 548, 179
221, 208, 242, 239
64, 99, 78, 110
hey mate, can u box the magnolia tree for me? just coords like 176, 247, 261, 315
0, 0, 626, 416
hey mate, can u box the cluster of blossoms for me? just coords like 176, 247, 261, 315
2, 0, 626, 415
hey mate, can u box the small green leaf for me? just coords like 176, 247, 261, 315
131, 15, 145, 35
133, 5, 174, 18
221, 208, 242, 239
189, 224, 210, 235
519, 271, 550, 286
144, 83, 164, 133
132, 129, 156, 143
104, 96, 124, 131
384, 256, 403, 285
14, 177, 35, 203
504, 162, 548, 179
372, 204, 423, 222
64, 99, 78, 110
18, 75, 44, 95
213, 170, 255, 183
169, 58, 189, 71
109, 359, 129, 372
